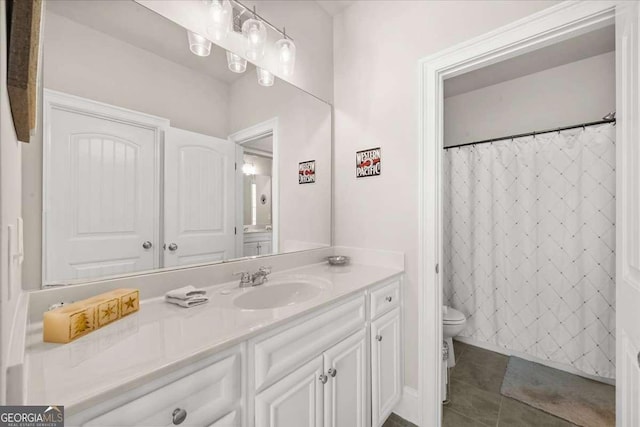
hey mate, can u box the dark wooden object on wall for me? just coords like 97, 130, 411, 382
6, 0, 42, 143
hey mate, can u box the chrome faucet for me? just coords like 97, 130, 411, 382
234, 266, 272, 288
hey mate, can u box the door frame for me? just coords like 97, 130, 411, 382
417, 1, 625, 424
229, 118, 280, 257
42, 89, 169, 285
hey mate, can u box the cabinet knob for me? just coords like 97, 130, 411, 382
168, 243, 178, 251
319, 374, 328, 384
385, 296, 393, 302
376, 335, 383, 342
328, 368, 337, 377
142, 241, 152, 249
172, 408, 187, 425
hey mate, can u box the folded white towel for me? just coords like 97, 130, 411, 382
165, 295, 209, 308
165, 285, 207, 300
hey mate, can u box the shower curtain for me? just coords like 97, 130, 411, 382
443, 123, 616, 379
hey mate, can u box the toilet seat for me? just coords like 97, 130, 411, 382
443, 306, 466, 324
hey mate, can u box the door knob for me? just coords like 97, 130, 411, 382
142, 241, 152, 249
328, 368, 337, 377
376, 335, 383, 342
168, 243, 178, 251
319, 374, 328, 384
172, 408, 187, 425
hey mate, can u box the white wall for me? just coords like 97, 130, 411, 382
0, 0, 25, 403
444, 51, 615, 147
332, 0, 559, 391
229, 72, 332, 252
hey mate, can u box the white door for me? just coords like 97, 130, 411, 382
255, 356, 324, 427
616, 2, 640, 425
44, 102, 159, 283
164, 127, 236, 267
323, 329, 367, 427
371, 309, 401, 427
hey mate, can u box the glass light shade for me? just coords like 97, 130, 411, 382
242, 18, 267, 60
187, 31, 212, 57
242, 163, 256, 175
275, 38, 296, 76
206, 0, 232, 41
256, 67, 274, 87
226, 51, 247, 73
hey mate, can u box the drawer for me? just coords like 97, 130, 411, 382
84, 350, 242, 426
370, 280, 400, 319
252, 294, 366, 392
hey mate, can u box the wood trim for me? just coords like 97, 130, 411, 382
7, 0, 42, 142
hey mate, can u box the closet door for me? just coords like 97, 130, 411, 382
44, 97, 159, 283
616, 2, 640, 425
164, 127, 236, 267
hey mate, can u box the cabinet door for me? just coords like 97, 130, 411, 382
323, 329, 367, 427
371, 308, 401, 427
255, 356, 324, 427
243, 242, 258, 257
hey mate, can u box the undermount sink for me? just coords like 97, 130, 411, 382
233, 280, 324, 310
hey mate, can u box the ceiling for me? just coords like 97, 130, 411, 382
444, 25, 615, 98
315, 0, 355, 16
45, 0, 252, 85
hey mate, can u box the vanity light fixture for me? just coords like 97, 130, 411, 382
227, 51, 247, 73
275, 31, 296, 77
206, 0, 232, 42
187, 31, 212, 57
242, 163, 256, 175
242, 8, 267, 60
256, 67, 274, 87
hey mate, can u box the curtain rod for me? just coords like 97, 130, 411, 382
444, 118, 616, 150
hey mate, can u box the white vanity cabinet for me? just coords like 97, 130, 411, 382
254, 329, 367, 427
243, 232, 273, 256
371, 309, 401, 427
67, 346, 244, 427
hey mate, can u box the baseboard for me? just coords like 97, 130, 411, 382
393, 386, 420, 425
454, 336, 616, 386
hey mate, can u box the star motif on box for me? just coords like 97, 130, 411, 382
124, 296, 136, 310
102, 304, 116, 319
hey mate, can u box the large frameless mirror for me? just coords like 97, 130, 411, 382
22, 0, 331, 288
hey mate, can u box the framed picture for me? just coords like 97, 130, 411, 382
299, 160, 316, 184
356, 147, 381, 178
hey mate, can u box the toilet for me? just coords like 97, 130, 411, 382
443, 305, 467, 367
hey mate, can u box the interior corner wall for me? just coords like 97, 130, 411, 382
0, 0, 24, 404
444, 51, 616, 147
332, 0, 560, 391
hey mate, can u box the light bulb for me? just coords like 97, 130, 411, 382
206, 0, 231, 41
187, 31, 212, 57
242, 18, 266, 60
275, 38, 296, 76
226, 51, 247, 73
256, 67, 274, 87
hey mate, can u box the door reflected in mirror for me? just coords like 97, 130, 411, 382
23, 0, 331, 288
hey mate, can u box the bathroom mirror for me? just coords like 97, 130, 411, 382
22, 0, 332, 288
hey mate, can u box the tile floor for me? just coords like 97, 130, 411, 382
443, 340, 578, 427
383, 340, 583, 427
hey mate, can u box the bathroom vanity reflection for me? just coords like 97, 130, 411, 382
23, 0, 331, 287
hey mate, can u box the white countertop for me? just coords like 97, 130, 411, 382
24, 261, 402, 414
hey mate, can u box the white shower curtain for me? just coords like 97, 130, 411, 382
444, 123, 616, 379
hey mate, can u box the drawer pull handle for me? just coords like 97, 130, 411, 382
319, 374, 328, 384
385, 296, 393, 302
376, 334, 383, 342
328, 368, 337, 377
172, 408, 187, 425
